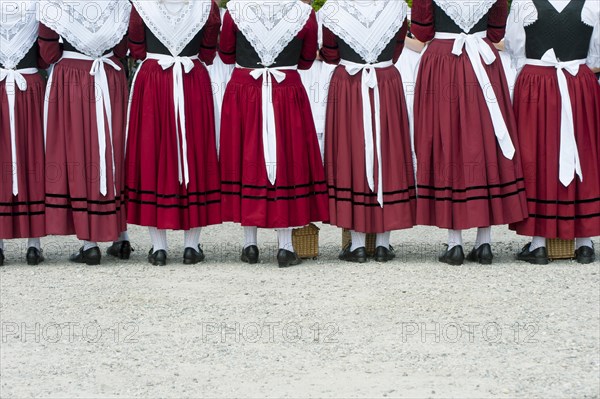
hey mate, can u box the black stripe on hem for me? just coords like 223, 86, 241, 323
219, 49, 235, 55
329, 196, 417, 207
328, 185, 416, 197
127, 198, 221, 208
126, 187, 221, 198
222, 181, 326, 191
0, 200, 45, 206
528, 212, 600, 220
221, 191, 328, 201
0, 211, 45, 217
417, 178, 525, 193
46, 193, 125, 205
527, 197, 600, 205
417, 187, 526, 202
45, 203, 121, 215
128, 38, 145, 45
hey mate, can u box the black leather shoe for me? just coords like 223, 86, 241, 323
241, 245, 259, 264
70, 246, 101, 265
107, 241, 132, 260
516, 243, 549, 265
183, 245, 205, 264
339, 246, 368, 263
0, 248, 4, 266
26, 247, 44, 265
148, 248, 167, 266
277, 249, 302, 268
374, 246, 396, 262
575, 245, 596, 264
439, 245, 465, 265
466, 243, 494, 265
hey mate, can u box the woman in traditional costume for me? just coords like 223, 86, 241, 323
39, 0, 131, 265
0, 0, 46, 266
506, 0, 600, 264
126, 0, 222, 266
219, 0, 329, 267
320, 0, 416, 263
411, 0, 528, 265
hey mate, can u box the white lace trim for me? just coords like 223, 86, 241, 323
227, 0, 312, 67
433, 0, 496, 33
0, 1, 38, 69
39, 0, 131, 58
131, 0, 213, 56
321, 0, 406, 64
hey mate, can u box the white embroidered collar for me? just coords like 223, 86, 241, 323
0, 0, 38, 69
433, 0, 496, 33
227, 0, 313, 67
321, 0, 407, 64
132, 0, 214, 56
39, 0, 131, 58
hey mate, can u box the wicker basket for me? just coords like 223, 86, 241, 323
342, 229, 377, 256
292, 223, 320, 259
547, 239, 575, 260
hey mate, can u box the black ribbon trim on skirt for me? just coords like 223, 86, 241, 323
417, 178, 525, 193
0, 199, 45, 206
0, 210, 45, 217
417, 187, 526, 202
222, 181, 327, 191
45, 203, 122, 216
127, 198, 221, 208
328, 195, 417, 207
45, 191, 126, 205
126, 186, 221, 199
328, 185, 416, 197
528, 212, 600, 220
221, 190, 328, 201
527, 197, 600, 205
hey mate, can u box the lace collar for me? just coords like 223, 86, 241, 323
321, 0, 407, 64
0, 0, 38, 69
433, 0, 497, 33
39, 0, 131, 58
227, 0, 313, 67
132, 0, 214, 56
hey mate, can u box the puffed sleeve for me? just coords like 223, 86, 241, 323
128, 6, 146, 60
113, 36, 128, 59
199, 1, 221, 65
319, 27, 340, 64
218, 11, 237, 64
38, 24, 61, 65
298, 11, 318, 70
583, 0, 600, 68
486, 0, 508, 43
505, 0, 537, 71
411, 0, 435, 42
393, 20, 409, 64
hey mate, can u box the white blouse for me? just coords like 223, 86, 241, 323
505, 0, 600, 70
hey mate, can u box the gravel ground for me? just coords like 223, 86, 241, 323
0, 224, 598, 398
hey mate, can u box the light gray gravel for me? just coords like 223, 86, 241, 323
1, 224, 598, 398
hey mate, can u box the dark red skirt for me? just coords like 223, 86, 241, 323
509, 65, 600, 239
325, 65, 416, 233
125, 59, 222, 230
414, 39, 528, 230
0, 73, 46, 239
45, 58, 127, 242
220, 68, 329, 228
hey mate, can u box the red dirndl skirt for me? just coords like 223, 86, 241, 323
414, 39, 528, 230
325, 65, 416, 233
509, 65, 600, 239
0, 73, 46, 239
45, 58, 127, 242
219, 68, 329, 228
125, 59, 222, 230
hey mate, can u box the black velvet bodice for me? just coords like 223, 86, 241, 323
337, 33, 398, 64
144, 26, 207, 57
434, 3, 488, 33
525, 0, 593, 61
235, 33, 303, 68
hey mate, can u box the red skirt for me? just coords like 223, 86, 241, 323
0, 73, 46, 239
509, 65, 600, 239
125, 59, 221, 230
414, 39, 528, 230
45, 58, 127, 242
325, 65, 416, 233
220, 68, 329, 228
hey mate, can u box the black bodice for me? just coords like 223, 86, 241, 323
3, 45, 38, 69
524, 0, 593, 61
144, 27, 206, 57
434, 3, 488, 33
336, 31, 399, 64
63, 40, 114, 57
235, 32, 303, 68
